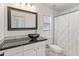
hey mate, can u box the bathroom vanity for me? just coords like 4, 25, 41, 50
0, 6, 48, 56
0, 37, 47, 56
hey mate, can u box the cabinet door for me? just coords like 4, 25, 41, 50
0, 4, 4, 43
4, 46, 24, 56
37, 46, 46, 56
24, 49, 36, 56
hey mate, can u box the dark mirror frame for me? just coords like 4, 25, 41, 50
7, 7, 38, 31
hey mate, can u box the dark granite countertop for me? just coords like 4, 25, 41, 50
0, 36, 47, 51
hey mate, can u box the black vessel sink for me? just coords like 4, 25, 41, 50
28, 34, 40, 41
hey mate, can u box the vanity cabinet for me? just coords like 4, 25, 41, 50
4, 41, 46, 56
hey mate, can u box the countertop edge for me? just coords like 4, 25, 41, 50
0, 39, 47, 51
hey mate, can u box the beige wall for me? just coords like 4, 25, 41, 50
55, 5, 79, 16
53, 10, 60, 17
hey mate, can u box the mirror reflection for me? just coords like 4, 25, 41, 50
8, 7, 37, 30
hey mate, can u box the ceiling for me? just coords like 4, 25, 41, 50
45, 3, 79, 12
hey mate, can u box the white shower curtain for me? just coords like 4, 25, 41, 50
54, 11, 79, 56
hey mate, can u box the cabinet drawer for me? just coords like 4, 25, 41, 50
24, 41, 46, 50
11, 53, 24, 56
24, 49, 36, 56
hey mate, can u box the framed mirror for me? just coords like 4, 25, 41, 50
7, 7, 38, 31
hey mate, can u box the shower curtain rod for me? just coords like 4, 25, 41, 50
54, 9, 79, 18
